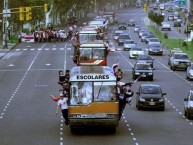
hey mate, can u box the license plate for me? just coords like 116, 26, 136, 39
142, 74, 146, 77
149, 102, 155, 105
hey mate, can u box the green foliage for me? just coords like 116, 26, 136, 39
148, 25, 193, 59
148, 10, 164, 26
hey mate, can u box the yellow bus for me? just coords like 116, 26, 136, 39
68, 66, 119, 132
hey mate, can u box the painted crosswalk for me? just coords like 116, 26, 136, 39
14, 47, 71, 51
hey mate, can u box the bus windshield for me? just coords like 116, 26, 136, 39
70, 81, 117, 106
79, 33, 97, 42
79, 48, 105, 60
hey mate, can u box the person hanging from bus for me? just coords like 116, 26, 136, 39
56, 93, 69, 126
115, 69, 124, 81
118, 84, 134, 120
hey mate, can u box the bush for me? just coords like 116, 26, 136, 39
182, 41, 187, 46
164, 33, 168, 39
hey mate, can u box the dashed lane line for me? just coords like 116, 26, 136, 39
123, 115, 139, 145
0, 44, 46, 120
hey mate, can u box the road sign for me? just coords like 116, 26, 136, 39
3, 9, 11, 17
179, 0, 186, 6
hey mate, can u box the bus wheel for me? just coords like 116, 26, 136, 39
71, 127, 77, 134
109, 127, 116, 133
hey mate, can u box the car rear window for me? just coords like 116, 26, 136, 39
141, 86, 161, 94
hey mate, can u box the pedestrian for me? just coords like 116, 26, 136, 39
119, 88, 134, 120
56, 93, 69, 126
115, 69, 124, 81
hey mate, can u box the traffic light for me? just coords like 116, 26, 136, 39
19, 7, 24, 21
144, 3, 148, 12
44, 4, 48, 12
26, 7, 32, 21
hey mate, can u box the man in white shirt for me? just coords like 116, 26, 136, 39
56, 93, 69, 125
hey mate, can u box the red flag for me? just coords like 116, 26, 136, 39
51, 95, 60, 102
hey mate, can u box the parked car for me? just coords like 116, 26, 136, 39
118, 33, 130, 46
129, 47, 144, 59
148, 43, 163, 55
186, 63, 193, 80
136, 84, 166, 110
113, 30, 123, 43
169, 52, 191, 71
136, 54, 154, 68
184, 89, 193, 119
123, 39, 136, 51
132, 61, 154, 81
118, 22, 127, 30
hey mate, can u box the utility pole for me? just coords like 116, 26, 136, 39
2, 0, 8, 49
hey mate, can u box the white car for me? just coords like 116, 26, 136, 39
113, 30, 123, 43
159, 4, 165, 10
161, 23, 171, 31
123, 40, 136, 51
129, 47, 144, 59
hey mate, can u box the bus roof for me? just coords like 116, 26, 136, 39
80, 41, 105, 47
70, 66, 116, 82
79, 30, 98, 34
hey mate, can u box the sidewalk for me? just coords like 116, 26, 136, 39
0, 43, 17, 59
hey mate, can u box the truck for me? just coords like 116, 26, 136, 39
184, 89, 193, 119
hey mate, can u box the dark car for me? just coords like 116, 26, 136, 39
148, 43, 163, 55
118, 22, 127, 30
174, 21, 181, 27
136, 84, 166, 110
132, 61, 154, 81
118, 33, 130, 46
128, 19, 136, 27
141, 32, 153, 42
136, 54, 154, 68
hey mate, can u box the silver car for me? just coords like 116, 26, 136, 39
169, 52, 191, 71
123, 40, 136, 51
113, 30, 123, 43
186, 63, 193, 80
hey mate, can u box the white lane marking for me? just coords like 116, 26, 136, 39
123, 113, 139, 145
8, 64, 14, 67
0, 44, 46, 120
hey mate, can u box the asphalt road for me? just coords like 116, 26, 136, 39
0, 7, 193, 145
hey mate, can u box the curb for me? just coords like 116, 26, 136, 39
0, 43, 18, 59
